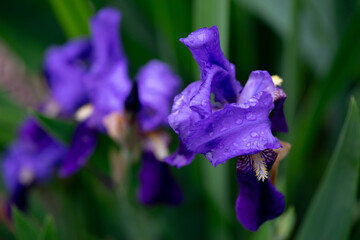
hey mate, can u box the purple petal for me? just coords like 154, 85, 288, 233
165, 139, 195, 168
180, 26, 241, 103
44, 39, 90, 115
86, 61, 132, 128
168, 81, 203, 135
184, 92, 281, 166
236, 151, 285, 231
238, 71, 275, 104
270, 87, 288, 132
137, 60, 181, 132
90, 7, 125, 73
59, 123, 97, 177
138, 151, 182, 205
2, 119, 66, 192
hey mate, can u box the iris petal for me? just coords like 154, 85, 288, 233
138, 151, 182, 205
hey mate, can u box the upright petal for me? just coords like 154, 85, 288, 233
180, 26, 241, 104
44, 39, 91, 115
137, 60, 181, 132
90, 7, 125, 73
238, 71, 275, 104
59, 122, 97, 177
138, 151, 182, 205
235, 151, 285, 231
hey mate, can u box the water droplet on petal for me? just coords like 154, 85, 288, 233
246, 143, 251, 148
233, 142, 239, 147
220, 127, 227, 132
236, 119, 243, 125
246, 113, 256, 121
201, 100, 207, 106
251, 132, 259, 138
209, 131, 214, 137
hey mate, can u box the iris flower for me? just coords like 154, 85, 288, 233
166, 26, 289, 231
44, 8, 182, 205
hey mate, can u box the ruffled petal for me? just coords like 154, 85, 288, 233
59, 123, 97, 177
44, 39, 91, 115
180, 26, 241, 104
138, 151, 182, 205
270, 87, 288, 132
184, 92, 281, 166
165, 139, 195, 168
137, 60, 181, 132
236, 151, 285, 231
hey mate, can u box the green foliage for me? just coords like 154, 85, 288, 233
32, 112, 76, 145
296, 98, 360, 240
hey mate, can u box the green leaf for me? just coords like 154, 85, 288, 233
32, 111, 76, 145
49, 0, 93, 38
38, 216, 57, 240
12, 207, 41, 240
0, 92, 26, 148
296, 97, 360, 240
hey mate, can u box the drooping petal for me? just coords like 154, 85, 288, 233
137, 60, 181, 132
180, 26, 241, 104
165, 139, 195, 168
2, 119, 66, 192
270, 87, 288, 132
44, 39, 91, 115
236, 150, 285, 231
138, 151, 182, 205
59, 123, 97, 177
90, 7, 125, 73
183, 91, 281, 166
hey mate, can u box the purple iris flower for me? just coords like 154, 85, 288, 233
2, 118, 66, 210
166, 26, 288, 231
136, 60, 183, 205
43, 8, 131, 177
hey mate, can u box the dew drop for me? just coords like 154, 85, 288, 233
209, 131, 214, 137
246, 113, 256, 121
246, 143, 251, 148
236, 119, 243, 125
220, 127, 227, 132
250, 132, 259, 138
233, 142, 239, 147
201, 100, 207, 106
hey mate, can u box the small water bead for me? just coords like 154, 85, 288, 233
201, 100, 207, 106
233, 142, 239, 147
209, 131, 214, 137
228, 110, 235, 116
250, 132, 259, 138
236, 119, 243, 125
239, 102, 250, 109
246, 143, 251, 147
246, 113, 256, 121
220, 127, 227, 132
248, 98, 258, 107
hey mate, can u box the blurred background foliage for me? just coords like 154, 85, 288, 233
0, 0, 360, 239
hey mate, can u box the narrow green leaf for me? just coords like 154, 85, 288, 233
296, 97, 360, 240
12, 206, 40, 240
286, 5, 360, 212
32, 112, 76, 145
38, 216, 57, 240
49, 0, 93, 38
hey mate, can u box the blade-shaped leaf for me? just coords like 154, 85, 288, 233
32, 111, 76, 145
49, 0, 93, 38
38, 216, 57, 240
12, 207, 40, 240
296, 97, 360, 240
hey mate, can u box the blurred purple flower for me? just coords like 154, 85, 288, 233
136, 60, 183, 206
2, 118, 66, 209
166, 26, 288, 231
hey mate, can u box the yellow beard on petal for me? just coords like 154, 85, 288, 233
251, 153, 268, 182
